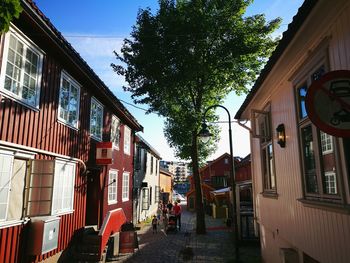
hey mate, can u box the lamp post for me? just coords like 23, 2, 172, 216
198, 104, 240, 262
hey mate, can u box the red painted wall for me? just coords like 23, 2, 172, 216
101, 118, 135, 223
0, 5, 140, 263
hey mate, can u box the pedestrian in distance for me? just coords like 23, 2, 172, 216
166, 200, 173, 212
157, 203, 162, 224
162, 208, 169, 232
173, 201, 182, 231
152, 215, 158, 234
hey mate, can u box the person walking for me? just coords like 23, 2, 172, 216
162, 208, 169, 232
166, 200, 173, 212
173, 202, 182, 231
152, 215, 158, 234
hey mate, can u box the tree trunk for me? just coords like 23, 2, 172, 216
191, 130, 206, 234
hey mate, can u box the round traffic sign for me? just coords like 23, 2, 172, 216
305, 70, 350, 137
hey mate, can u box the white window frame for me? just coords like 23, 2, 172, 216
108, 169, 118, 204
90, 97, 104, 141
52, 160, 76, 215
58, 71, 80, 129
0, 150, 14, 222
320, 131, 333, 155
142, 188, 150, 210
122, 171, 130, 201
0, 25, 44, 109
124, 126, 131, 155
111, 115, 120, 150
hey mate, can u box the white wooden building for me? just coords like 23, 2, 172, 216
235, 0, 350, 262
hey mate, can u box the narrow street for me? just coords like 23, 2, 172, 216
110, 203, 261, 263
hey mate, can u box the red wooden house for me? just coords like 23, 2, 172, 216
0, 1, 142, 262
186, 153, 252, 212
187, 153, 234, 211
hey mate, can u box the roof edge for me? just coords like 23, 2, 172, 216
234, 0, 318, 119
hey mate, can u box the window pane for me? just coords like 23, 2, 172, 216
298, 85, 308, 119
90, 99, 103, 139
111, 116, 120, 148
52, 161, 75, 214
319, 132, 337, 195
311, 66, 325, 81
59, 74, 80, 128
301, 126, 318, 193
268, 144, 276, 189
3, 33, 42, 107
324, 172, 337, 194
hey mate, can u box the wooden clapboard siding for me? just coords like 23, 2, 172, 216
0, 225, 24, 263
245, 1, 350, 263
0, 36, 89, 263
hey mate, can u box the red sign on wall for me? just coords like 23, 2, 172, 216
96, 142, 113, 165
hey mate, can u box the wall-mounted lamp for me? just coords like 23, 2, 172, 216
276, 124, 286, 148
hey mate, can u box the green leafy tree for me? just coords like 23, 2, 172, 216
0, 0, 22, 33
112, 0, 280, 234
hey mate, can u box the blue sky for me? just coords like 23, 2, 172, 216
34, 0, 304, 161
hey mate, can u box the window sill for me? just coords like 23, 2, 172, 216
0, 219, 29, 229
1, 91, 40, 112
108, 201, 118, 205
57, 118, 79, 131
298, 198, 350, 214
52, 210, 74, 216
260, 191, 278, 199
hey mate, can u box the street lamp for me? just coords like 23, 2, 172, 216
198, 104, 240, 262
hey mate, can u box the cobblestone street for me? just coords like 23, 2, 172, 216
108, 204, 261, 263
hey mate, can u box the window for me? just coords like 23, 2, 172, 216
0, 152, 14, 221
142, 188, 149, 210
135, 146, 142, 170
25, 159, 75, 217
211, 176, 228, 188
254, 108, 276, 194
155, 159, 158, 175
149, 186, 152, 205
52, 160, 76, 214
108, 170, 118, 204
58, 71, 80, 129
155, 186, 160, 203
122, 172, 130, 201
0, 27, 43, 108
26, 160, 55, 217
150, 156, 154, 174
90, 97, 103, 140
296, 64, 341, 201
124, 126, 131, 155
111, 115, 120, 149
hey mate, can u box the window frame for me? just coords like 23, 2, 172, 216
142, 188, 150, 210
111, 115, 120, 150
0, 150, 14, 222
51, 159, 76, 215
293, 52, 345, 204
0, 26, 44, 109
254, 106, 277, 196
57, 71, 81, 129
108, 169, 118, 204
122, 171, 130, 202
123, 125, 131, 155
90, 97, 104, 141
150, 155, 154, 174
